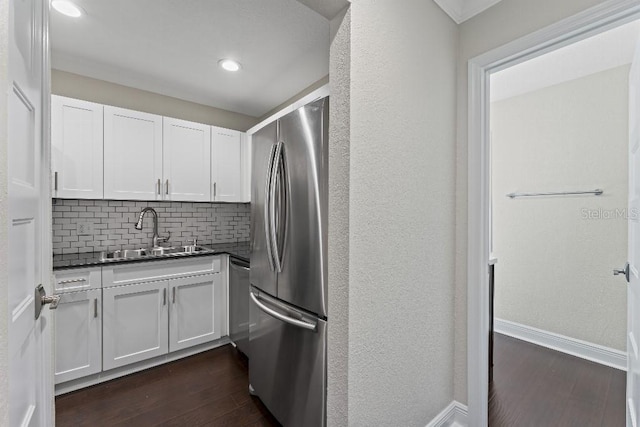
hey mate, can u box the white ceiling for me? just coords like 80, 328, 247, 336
491, 20, 640, 102
433, 0, 504, 24
51, 0, 331, 117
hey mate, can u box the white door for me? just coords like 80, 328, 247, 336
104, 106, 163, 200
163, 117, 211, 202
212, 127, 242, 202
628, 36, 640, 427
169, 273, 222, 352
102, 281, 169, 370
54, 289, 102, 384
51, 95, 104, 199
8, 0, 52, 425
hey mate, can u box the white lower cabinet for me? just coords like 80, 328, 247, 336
54, 289, 102, 384
55, 256, 227, 391
102, 280, 169, 370
169, 273, 223, 352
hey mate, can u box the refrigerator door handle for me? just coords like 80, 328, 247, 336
264, 143, 278, 271
250, 291, 316, 331
270, 141, 285, 273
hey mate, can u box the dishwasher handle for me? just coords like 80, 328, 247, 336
230, 258, 249, 271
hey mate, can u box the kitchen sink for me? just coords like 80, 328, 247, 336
99, 245, 212, 262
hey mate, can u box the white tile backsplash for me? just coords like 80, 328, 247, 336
52, 199, 250, 255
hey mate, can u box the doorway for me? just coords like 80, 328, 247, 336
487, 19, 637, 425
45, 1, 332, 425
467, 1, 640, 425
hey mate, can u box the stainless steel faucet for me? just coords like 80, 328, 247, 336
134, 207, 170, 248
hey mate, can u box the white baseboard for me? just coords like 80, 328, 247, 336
494, 318, 627, 371
426, 400, 468, 427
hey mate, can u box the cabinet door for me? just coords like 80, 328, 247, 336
54, 289, 102, 384
51, 95, 104, 199
103, 281, 168, 370
163, 117, 211, 202
212, 127, 242, 202
169, 273, 223, 352
104, 106, 163, 200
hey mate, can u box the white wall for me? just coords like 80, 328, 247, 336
258, 75, 329, 122
0, 0, 8, 424
344, 0, 458, 424
51, 69, 259, 131
327, 6, 350, 426
455, 0, 614, 405
491, 66, 628, 351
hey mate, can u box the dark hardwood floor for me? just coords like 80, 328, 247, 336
489, 333, 626, 427
56, 345, 280, 427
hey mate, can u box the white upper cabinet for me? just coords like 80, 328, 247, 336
163, 117, 211, 202
51, 96, 104, 199
212, 126, 243, 202
104, 106, 163, 200
52, 98, 247, 203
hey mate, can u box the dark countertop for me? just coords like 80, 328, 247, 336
53, 242, 250, 270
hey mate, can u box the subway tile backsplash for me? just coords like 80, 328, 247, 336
52, 199, 250, 255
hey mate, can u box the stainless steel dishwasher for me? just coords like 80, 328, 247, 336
229, 257, 250, 357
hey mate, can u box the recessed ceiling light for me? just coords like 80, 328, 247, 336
51, 0, 83, 18
219, 59, 241, 72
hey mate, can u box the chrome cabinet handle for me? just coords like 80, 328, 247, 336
250, 292, 316, 331
94, 298, 98, 318
163, 288, 167, 306
264, 143, 277, 271
165, 179, 169, 195
157, 179, 161, 195
213, 182, 217, 199
172, 287, 176, 304
57, 278, 87, 285
54, 172, 58, 192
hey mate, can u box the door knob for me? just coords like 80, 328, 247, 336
613, 262, 630, 283
35, 284, 61, 319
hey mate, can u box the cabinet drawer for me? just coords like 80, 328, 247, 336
54, 268, 102, 293
102, 256, 221, 288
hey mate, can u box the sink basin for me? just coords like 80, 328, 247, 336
100, 248, 149, 261
99, 245, 211, 262
122, 249, 148, 258
149, 246, 183, 256
181, 245, 207, 254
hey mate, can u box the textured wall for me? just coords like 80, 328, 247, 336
492, 66, 628, 351
52, 199, 249, 255
51, 70, 258, 131
347, 0, 457, 424
327, 6, 350, 427
455, 0, 614, 405
0, 0, 8, 423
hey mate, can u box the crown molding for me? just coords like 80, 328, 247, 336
434, 0, 504, 24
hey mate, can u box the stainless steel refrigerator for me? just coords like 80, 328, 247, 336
249, 96, 328, 427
